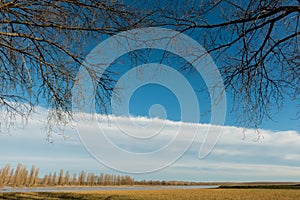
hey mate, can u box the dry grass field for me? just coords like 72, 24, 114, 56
1, 189, 300, 200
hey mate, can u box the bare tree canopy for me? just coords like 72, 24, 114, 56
0, 0, 146, 132
0, 0, 299, 133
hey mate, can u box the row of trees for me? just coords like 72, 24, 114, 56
0, 163, 134, 188
0, 163, 206, 188
0, 163, 39, 188
41, 170, 135, 186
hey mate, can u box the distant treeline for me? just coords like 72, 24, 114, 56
219, 185, 300, 189
0, 163, 134, 188
0, 163, 202, 188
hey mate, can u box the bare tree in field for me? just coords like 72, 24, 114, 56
72, 173, 77, 186
64, 171, 70, 186
78, 170, 86, 185
8, 168, 14, 186
0, 0, 299, 132
113, 175, 117, 185
42, 174, 49, 186
0, 169, 4, 187
10, 163, 29, 187
99, 173, 105, 185
11, 163, 21, 187
19, 166, 28, 186
27, 165, 35, 187
51, 172, 57, 186
0, 164, 11, 187
57, 169, 64, 186
117, 175, 121, 186
47, 173, 53, 186
33, 167, 39, 186
87, 172, 95, 186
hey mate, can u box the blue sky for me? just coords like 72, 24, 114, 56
1, 1, 299, 182
92, 32, 299, 132
1, 35, 299, 181
1, 26, 300, 182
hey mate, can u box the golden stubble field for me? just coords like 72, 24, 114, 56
1, 189, 300, 200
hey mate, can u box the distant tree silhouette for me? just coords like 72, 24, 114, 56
64, 171, 70, 186
57, 169, 64, 186
72, 173, 77, 186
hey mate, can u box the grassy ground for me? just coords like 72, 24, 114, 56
1, 189, 300, 200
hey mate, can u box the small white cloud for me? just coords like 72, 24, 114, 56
284, 154, 300, 161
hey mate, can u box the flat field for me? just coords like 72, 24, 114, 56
1, 189, 300, 200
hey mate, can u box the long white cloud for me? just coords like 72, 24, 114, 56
0, 108, 299, 181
